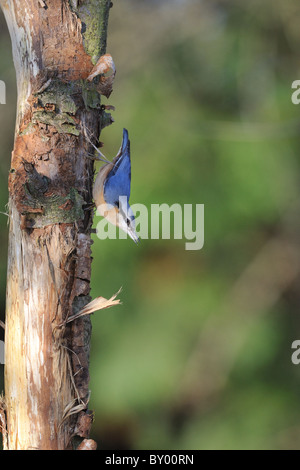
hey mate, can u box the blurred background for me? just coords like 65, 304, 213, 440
1, 0, 300, 450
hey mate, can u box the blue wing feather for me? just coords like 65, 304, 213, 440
104, 129, 131, 205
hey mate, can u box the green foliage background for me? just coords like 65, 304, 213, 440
1, 0, 300, 450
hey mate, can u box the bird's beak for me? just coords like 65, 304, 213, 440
127, 226, 140, 244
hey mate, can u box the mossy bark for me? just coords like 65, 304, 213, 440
0, 0, 112, 450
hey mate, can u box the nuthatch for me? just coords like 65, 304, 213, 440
92, 129, 139, 244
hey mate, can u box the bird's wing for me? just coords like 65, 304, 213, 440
104, 129, 131, 204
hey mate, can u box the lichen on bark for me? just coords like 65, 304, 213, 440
72, 0, 112, 63
23, 185, 85, 228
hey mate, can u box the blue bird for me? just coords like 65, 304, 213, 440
92, 129, 139, 243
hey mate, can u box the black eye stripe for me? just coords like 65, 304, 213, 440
113, 199, 132, 226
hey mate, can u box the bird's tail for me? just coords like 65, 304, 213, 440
113, 128, 130, 164
121, 128, 130, 155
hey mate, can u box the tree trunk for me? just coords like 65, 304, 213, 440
0, 0, 112, 450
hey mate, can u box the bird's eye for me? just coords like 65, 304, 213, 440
126, 218, 130, 227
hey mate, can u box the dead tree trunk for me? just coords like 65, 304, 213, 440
0, 0, 112, 450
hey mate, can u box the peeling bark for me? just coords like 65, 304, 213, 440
0, 0, 112, 450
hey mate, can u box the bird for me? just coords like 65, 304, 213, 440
91, 128, 139, 244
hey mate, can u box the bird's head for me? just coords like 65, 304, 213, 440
115, 196, 139, 244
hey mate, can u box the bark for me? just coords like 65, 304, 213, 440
0, 0, 112, 450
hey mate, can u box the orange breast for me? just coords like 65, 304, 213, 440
93, 162, 114, 215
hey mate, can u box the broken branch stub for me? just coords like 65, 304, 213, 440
87, 54, 116, 98
64, 288, 122, 325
